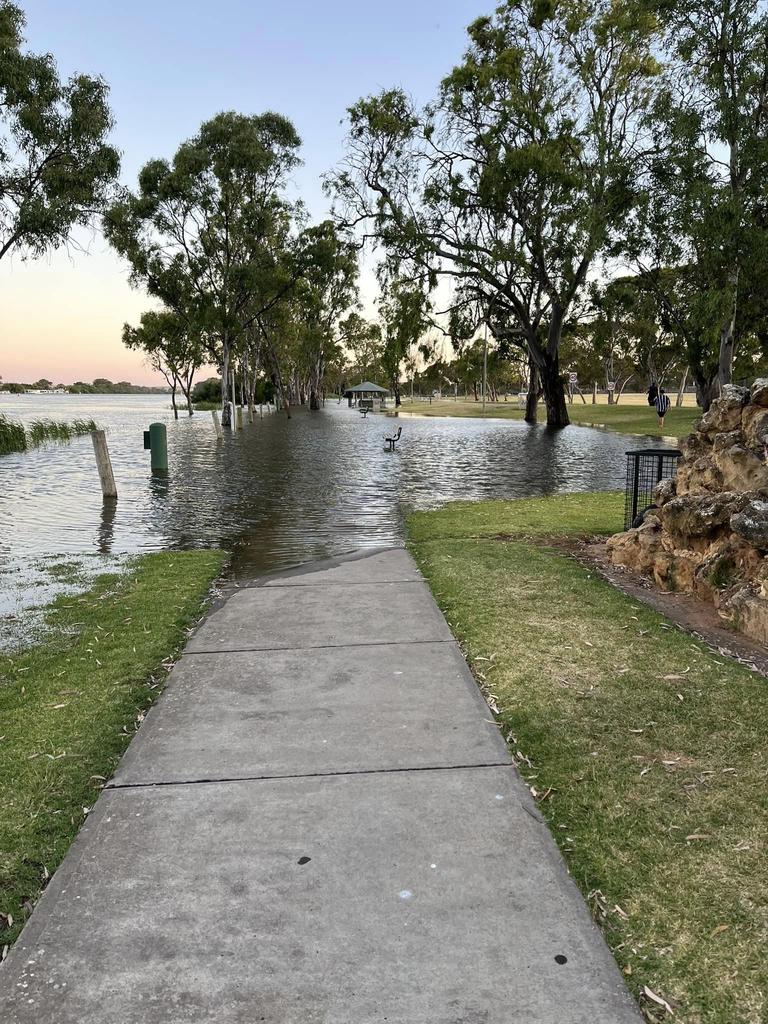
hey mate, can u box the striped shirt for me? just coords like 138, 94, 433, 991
655, 392, 671, 416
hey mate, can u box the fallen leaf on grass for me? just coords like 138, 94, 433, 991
710, 924, 729, 937
685, 833, 711, 841
642, 986, 675, 1015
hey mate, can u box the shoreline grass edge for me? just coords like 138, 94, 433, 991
0, 548, 227, 952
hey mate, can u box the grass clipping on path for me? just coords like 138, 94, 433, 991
0, 549, 225, 951
409, 493, 766, 1024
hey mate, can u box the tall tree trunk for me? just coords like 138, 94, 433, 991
717, 282, 737, 390
536, 349, 569, 428
309, 352, 323, 410
524, 356, 539, 424
537, 312, 570, 428
220, 342, 232, 428
693, 365, 719, 412
171, 383, 179, 419
676, 366, 689, 408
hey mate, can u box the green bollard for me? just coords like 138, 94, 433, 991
145, 422, 168, 472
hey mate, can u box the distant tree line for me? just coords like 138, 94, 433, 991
0, 378, 171, 394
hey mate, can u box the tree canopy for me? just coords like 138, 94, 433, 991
0, 1, 119, 262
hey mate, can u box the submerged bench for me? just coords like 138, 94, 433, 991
384, 426, 402, 451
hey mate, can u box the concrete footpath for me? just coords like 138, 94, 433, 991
0, 548, 642, 1023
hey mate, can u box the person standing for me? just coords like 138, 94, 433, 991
647, 380, 658, 406
655, 386, 671, 429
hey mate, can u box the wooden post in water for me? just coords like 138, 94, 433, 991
91, 430, 117, 498
211, 410, 223, 437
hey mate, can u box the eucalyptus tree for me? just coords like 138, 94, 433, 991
379, 275, 432, 406
0, 1, 119, 262
123, 309, 203, 417
329, 1, 660, 426
104, 111, 301, 426
637, 0, 768, 408
294, 221, 359, 409
339, 312, 383, 381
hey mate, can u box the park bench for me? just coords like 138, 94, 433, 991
384, 426, 402, 451
359, 399, 373, 417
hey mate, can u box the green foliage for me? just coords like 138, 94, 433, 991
123, 308, 203, 415
0, 415, 96, 455
26, 418, 97, 446
0, 1, 119, 261
635, 0, 768, 406
105, 110, 303, 423
0, 413, 26, 453
330, 0, 662, 426
379, 275, 432, 403
192, 377, 222, 404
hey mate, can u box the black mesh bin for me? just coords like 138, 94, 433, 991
624, 448, 681, 530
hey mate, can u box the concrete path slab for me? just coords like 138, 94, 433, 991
1, 768, 640, 1024
185, 580, 452, 653
112, 642, 509, 785
258, 547, 423, 586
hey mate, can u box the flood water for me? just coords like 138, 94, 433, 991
1, 393, 651, 640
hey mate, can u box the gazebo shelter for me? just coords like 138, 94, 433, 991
344, 381, 390, 409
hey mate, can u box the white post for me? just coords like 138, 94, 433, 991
211, 410, 222, 438
91, 430, 117, 499
482, 320, 488, 413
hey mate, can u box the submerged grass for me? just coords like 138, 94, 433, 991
398, 398, 700, 440
0, 415, 98, 455
0, 415, 27, 455
408, 493, 767, 1024
0, 549, 226, 951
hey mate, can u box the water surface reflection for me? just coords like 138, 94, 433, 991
0, 394, 650, 632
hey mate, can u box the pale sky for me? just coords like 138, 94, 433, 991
0, 0, 483, 386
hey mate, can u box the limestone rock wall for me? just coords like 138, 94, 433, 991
607, 381, 768, 645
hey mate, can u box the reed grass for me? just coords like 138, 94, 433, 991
0, 415, 98, 455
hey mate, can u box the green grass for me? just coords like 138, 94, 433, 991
408, 494, 767, 1024
0, 415, 98, 455
399, 399, 700, 439
0, 549, 226, 951
0, 414, 27, 455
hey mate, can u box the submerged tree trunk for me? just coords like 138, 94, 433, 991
171, 381, 179, 419
533, 349, 569, 428
220, 343, 232, 428
309, 352, 323, 410
524, 356, 539, 424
